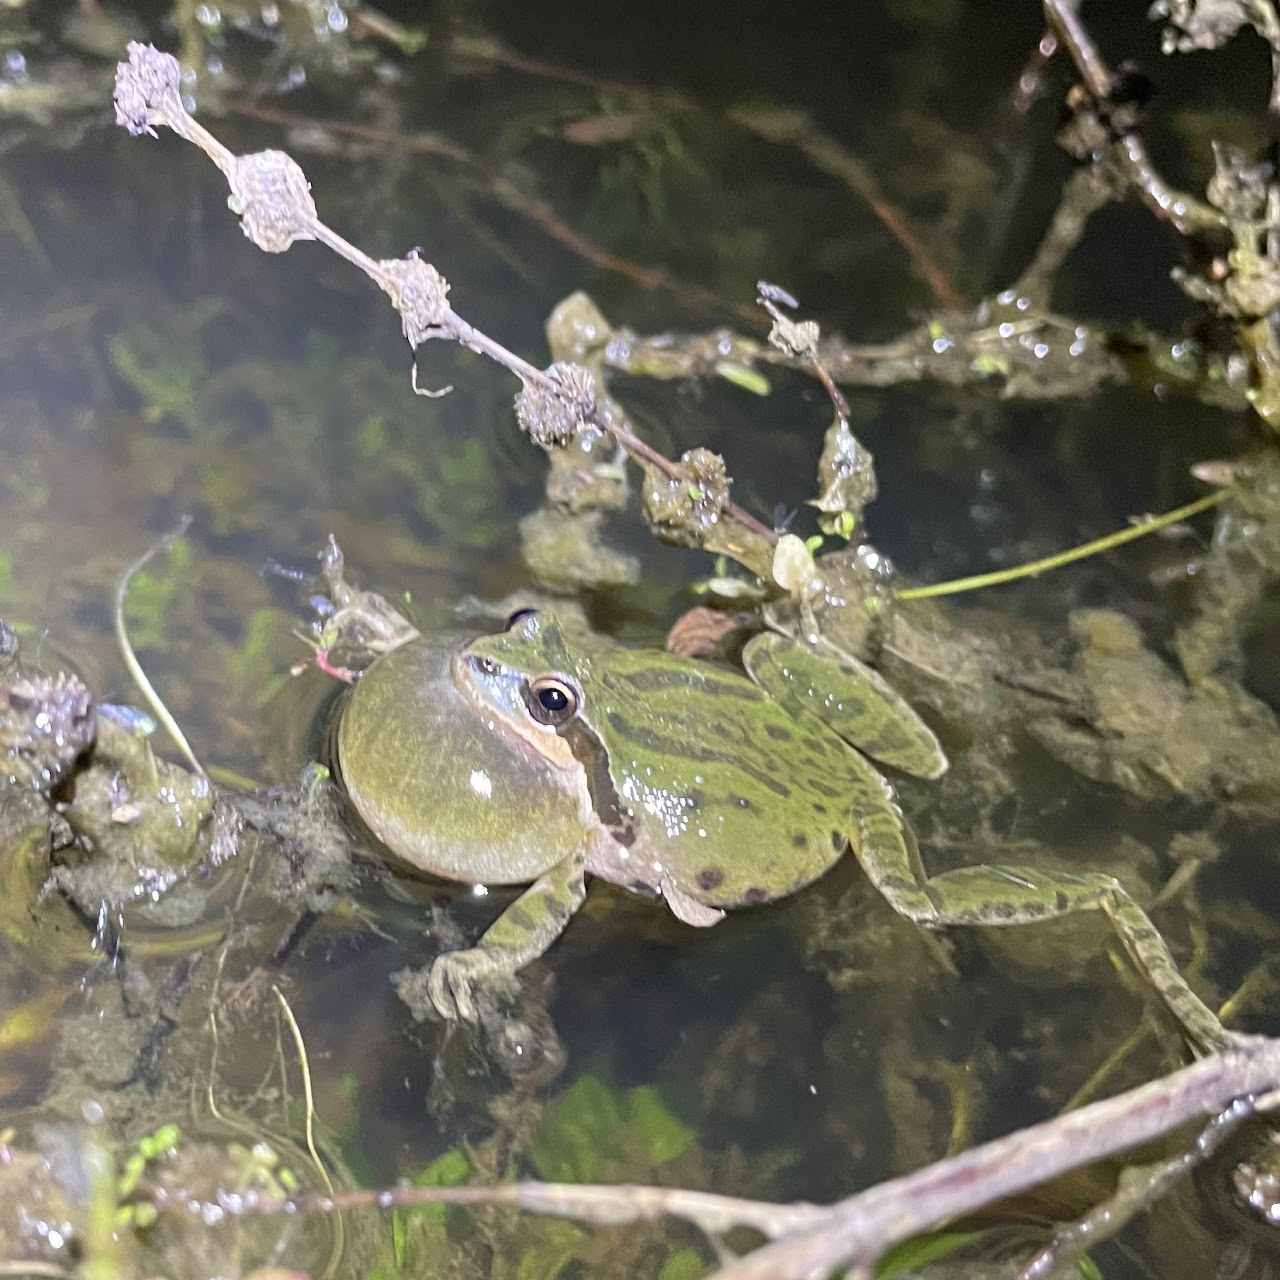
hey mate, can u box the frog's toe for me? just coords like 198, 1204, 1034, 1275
427, 951, 482, 1023
428, 949, 523, 1023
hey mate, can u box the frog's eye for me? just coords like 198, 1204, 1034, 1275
526, 675, 579, 727
505, 607, 539, 629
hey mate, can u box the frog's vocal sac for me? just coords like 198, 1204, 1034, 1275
334, 609, 928, 1022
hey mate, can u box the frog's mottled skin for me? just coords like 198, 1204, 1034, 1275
741, 631, 948, 780
462, 616, 909, 919
338, 613, 917, 1019
337, 612, 1233, 1052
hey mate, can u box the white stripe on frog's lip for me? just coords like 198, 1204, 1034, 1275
450, 648, 595, 824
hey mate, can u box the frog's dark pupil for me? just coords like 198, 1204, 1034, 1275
528, 675, 578, 725
539, 686, 568, 713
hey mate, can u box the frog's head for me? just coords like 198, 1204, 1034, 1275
455, 610, 593, 743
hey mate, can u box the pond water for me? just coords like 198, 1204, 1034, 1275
2, 1, 1279, 1277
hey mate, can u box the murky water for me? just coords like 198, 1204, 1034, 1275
2, 1, 1279, 1276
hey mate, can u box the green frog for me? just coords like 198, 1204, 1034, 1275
336, 609, 1231, 1052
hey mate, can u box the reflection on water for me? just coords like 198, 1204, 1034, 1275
1, 1, 1279, 1276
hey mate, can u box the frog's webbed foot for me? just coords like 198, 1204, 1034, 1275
423, 854, 588, 1023
427, 948, 519, 1023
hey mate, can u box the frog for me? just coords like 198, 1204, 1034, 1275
335, 608, 1233, 1052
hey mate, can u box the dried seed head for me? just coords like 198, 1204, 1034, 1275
113, 41, 183, 137
377, 254, 450, 347
227, 150, 318, 253
514, 362, 598, 449
812, 418, 877, 537
1, 671, 96, 791
640, 449, 731, 549
767, 314, 820, 359
681, 448, 730, 519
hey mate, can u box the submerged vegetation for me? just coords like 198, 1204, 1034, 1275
3, 0, 1280, 1276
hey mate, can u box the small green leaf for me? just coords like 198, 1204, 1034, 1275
714, 361, 771, 396
150, 1124, 181, 1152
354, 413, 390, 459
825, 510, 857, 541
415, 1147, 471, 1189
531, 1076, 694, 1185
117, 1152, 145, 1198
874, 1230, 985, 1276
625, 1086, 694, 1165
391, 1206, 407, 1267
515, 1218, 587, 1280
658, 1248, 707, 1280
410, 1146, 472, 1225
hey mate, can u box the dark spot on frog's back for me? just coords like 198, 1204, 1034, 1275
792, 832, 807, 849
697, 867, 725, 891
831, 831, 845, 852
742, 887, 771, 905
764, 723, 792, 742
731, 795, 752, 810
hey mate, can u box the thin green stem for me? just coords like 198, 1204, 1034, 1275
897, 490, 1228, 601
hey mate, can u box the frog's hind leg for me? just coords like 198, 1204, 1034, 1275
427, 852, 587, 1023
853, 812, 1233, 1055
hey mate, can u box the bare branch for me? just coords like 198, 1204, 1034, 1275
141, 1037, 1280, 1280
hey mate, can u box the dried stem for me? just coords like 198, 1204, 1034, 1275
1043, 0, 1223, 238
113, 44, 775, 548
223, 97, 756, 322
709, 1037, 1275, 1279
141, 1035, 1280, 1279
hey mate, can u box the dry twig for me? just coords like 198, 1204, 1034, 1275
140, 1036, 1280, 1279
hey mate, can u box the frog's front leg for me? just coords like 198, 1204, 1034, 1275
428, 852, 587, 1023
851, 811, 1234, 1054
